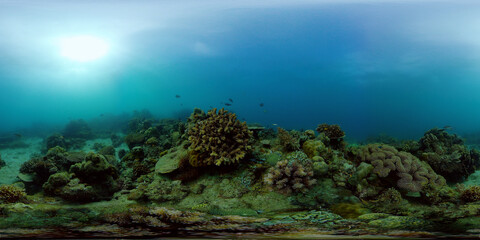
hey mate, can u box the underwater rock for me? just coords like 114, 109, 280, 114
44, 133, 67, 151
187, 108, 251, 167
124, 132, 146, 150
0, 153, 5, 169
63, 119, 93, 139
110, 133, 124, 148
155, 144, 187, 174
140, 178, 189, 203
98, 145, 115, 156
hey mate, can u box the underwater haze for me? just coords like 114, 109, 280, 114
2, 0, 480, 140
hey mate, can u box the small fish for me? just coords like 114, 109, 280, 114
14, 133, 22, 138
259, 103, 264, 107
272, 123, 278, 126
263, 110, 267, 113
225, 103, 232, 106
99, 113, 104, 117
442, 125, 452, 130
175, 94, 181, 98
229, 98, 233, 103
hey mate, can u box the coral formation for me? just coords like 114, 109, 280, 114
460, 186, 480, 203
187, 108, 251, 166
418, 128, 480, 182
277, 127, 300, 152
0, 185, 26, 203
358, 143, 445, 192
264, 158, 316, 194
316, 123, 345, 150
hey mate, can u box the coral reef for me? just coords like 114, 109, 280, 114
316, 123, 346, 150
460, 186, 480, 203
418, 128, 480, 182
0, 185, 26, 203
44, 133, 67, 150
187, 108, 251, 167
264, 158, 316, 194
358, 143, 445, 192
42, 152, 120, 202
277, 127, 300, 152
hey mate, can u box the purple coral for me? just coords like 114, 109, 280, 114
264, 159, 316, 194
359, 144, 445, 192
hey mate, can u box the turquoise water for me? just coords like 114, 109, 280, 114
1, 1, 480, 140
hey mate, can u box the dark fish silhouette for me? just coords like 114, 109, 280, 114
175, 95, 181, 98
225, 103, 232, 106
14, 133, 22, 138
259, 103, 264, 107
99, 113, 104, 117
229, 98, 233, 103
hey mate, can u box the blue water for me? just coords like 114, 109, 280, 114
2, 0, 480, 140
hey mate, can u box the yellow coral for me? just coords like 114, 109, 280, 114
187, 108, 251, 167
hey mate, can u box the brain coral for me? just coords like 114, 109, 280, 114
359, 144, 445, 192
187, 108, 252, 166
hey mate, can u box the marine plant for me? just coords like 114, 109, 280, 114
187, 108, 252, 167
358, 143, 445, 192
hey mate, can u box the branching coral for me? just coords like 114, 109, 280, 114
358, 144, 445, 192
264, 159, 316, 194
187, 108, 251, 166
0, 185, 26, 203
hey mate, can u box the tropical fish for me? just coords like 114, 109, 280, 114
225, 103, 232, 106
259, 103, 264, 107
229, 98, 233, 103
175, 94, 181, 98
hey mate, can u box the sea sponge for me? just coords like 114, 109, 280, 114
264, 159, 317, 194
358, 144, 445, 192
0, 184, 26, 203
187, 108, 251, 167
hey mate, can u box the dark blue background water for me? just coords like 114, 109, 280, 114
1, 0, 480, 140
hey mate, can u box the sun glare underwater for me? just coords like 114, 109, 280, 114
2, 0, 480, 239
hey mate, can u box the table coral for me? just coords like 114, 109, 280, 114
358, 144, 445, 192
187, 108, 251, 167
